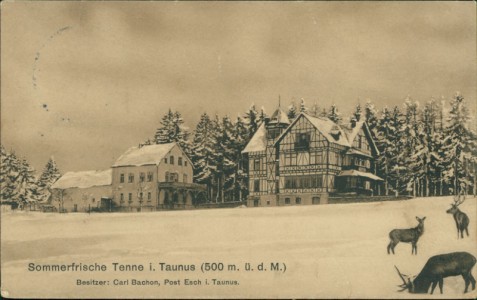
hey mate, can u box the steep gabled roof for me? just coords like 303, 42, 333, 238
51, 169, 112, 189
269, 108, 290, 125
112, 143, 177, 167
242, 123, 267, 153
342, 121, 379, 155
274, 113, 351, 147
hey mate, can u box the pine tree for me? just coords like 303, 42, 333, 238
399, 97, 421, 196
1, 149, 20, 204
442, 93, 475, 195
309, 101, 320, 117
36, 157, 61, 202
376, 106, 404, 196
287, 101, 298, 121
153, 109, 191, 155
231, 116, 250, 201
299, 98, 307, 113
364, 100, 378, 133
16, 158, 38, 205
243, 104, 259, 139
352, 103, 362, 122
190, 113, 216, 202
258, 107, 268, 125
327, 104, 342, 124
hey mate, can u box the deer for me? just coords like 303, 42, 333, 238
446, 195, 469, 239
387, 216, 425, 255
395, 252, 476, 294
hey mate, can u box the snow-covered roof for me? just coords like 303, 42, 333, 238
337, 170, 383, 181
342, 121, 379, 155
274, 113, 350, 147
51, 169, 112, 189
242, 123, 267, 153
303, 114, 351, 147
269, 108, 290, 125
343, 120, 366, 145
346, 148, 373, 158
112, 143, 176, 167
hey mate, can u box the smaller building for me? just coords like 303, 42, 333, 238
111, 143, 206, 211
51, 169, 112, 212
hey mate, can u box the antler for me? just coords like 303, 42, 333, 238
394, 265, 407, 286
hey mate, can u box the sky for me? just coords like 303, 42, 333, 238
1, 1, 476, 174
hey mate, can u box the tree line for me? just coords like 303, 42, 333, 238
0, 146, 61, 208
1, 93, 475, 206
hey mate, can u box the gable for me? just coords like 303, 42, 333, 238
274, 113, 350, 148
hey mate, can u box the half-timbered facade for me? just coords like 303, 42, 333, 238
242, 109, 382, 207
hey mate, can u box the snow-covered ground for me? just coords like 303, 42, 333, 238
1, 196, 476, 299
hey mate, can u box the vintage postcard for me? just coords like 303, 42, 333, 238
1, 1, 476, 299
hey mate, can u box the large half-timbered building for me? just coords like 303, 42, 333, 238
242, 108, 382, 207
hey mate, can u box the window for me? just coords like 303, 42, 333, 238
185, 161, 188, 167
128, 173, 134, 183
128, 193, 132, 203
312, 197, 320, 205
295, 132, 311, 151
178, 157, 182, 166
147, 172, 153, 182
254, 159, 260, 171
267, 128, 280, 139
120, 193, 124, 203
139, 172, 145, 182
285, 175, 323, 189
285, 198, 290, 205
170, 156, 174, 165
296, 197, 302, 204
267, 200, 270, 206
166, 172, 178, 182
254, 179, 260, 192
147, 192, 151, 201
164, 158, 168, 164
139, 192, 143, 201
92, 198, 95, 203
183, 174, 188, 183
120, 174, 125, 183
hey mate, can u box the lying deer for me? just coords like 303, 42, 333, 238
446, 196, 469, 239
387, 216, 426, 255
395, 252, 476, 294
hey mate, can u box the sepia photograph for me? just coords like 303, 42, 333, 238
1, 1, 476, 298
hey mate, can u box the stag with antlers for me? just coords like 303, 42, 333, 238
446, 195, 470, 239
395, 252, 476, 294
387, 216, 426, 255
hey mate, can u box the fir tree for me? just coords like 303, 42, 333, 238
16, 158, 38, 204
299, 98, 307, 113
442, 93, 475, 195
1, 149, 20, 204
352, 103, 362, 122
309, 102, 320, 117
190, 113, 216, 202
153, 109, 190, 155
327, 104, 342, 124
243, 104, 259, 139
287, 101, 298, 121
36, 157, 61, 202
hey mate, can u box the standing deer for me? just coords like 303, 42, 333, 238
395, 252, 476, 294
446, 196, 469, 239
387, 216, 426, 255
